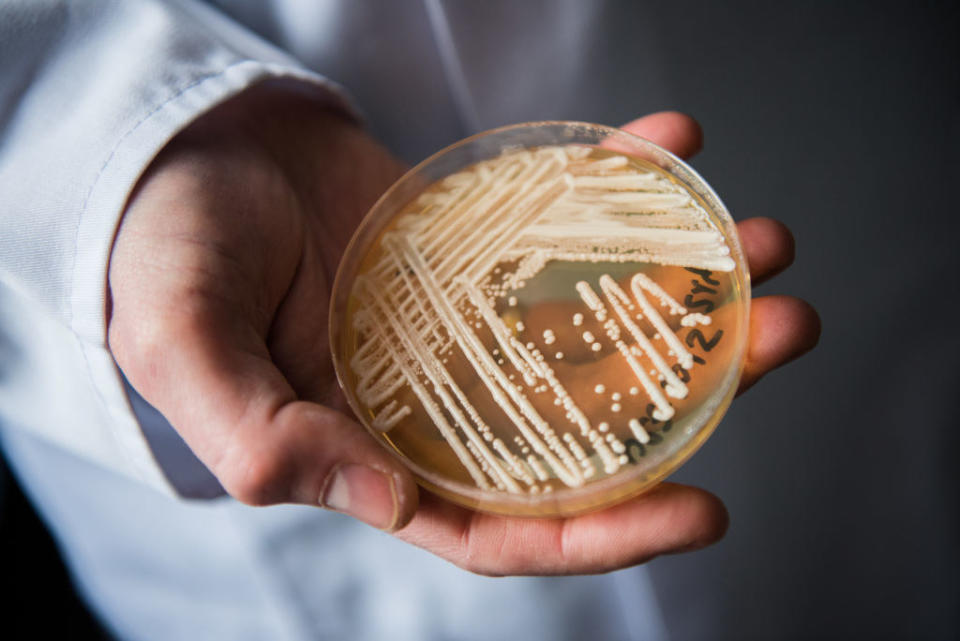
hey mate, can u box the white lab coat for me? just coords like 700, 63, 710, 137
0, 1, 668, 639
0, 0, 355, 493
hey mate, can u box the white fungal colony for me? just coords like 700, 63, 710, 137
348, 146, 735, 494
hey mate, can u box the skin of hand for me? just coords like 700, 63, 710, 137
108, 83, 820, 576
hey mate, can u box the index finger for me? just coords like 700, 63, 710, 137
396, 482, 727, 576
621, 112, 704, 160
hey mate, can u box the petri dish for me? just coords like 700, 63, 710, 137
329, 121, 750, 517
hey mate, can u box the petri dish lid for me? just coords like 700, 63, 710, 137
330, 121, 750, 517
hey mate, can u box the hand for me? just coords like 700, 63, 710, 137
108, 84, 820, 576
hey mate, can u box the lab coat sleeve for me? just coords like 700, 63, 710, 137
0, 0, 354, 494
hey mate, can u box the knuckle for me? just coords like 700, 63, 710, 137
219, 446, 291, 506
457, 555, 498, 577
455, 515, 508, 577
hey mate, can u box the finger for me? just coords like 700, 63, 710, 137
109, 295, 419, 529
620, 111, 704, 159
738, 295, 821, 394
396, 482, 727, 576
736, 217, 795, 286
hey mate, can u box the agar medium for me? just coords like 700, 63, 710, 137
329, 122, 750, 517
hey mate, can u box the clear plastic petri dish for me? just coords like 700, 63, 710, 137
329, 121, 750, 517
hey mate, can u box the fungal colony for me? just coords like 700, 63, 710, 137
345, 145, 744, 497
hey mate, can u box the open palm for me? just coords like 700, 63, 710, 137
108, 84, 819, 576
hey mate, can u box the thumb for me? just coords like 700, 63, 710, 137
108, 299, 419, 531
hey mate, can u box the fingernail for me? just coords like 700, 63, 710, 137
321, 463, 399, 531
